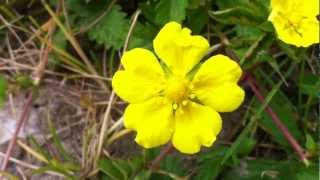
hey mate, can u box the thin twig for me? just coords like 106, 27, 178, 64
0, 92, 33, 173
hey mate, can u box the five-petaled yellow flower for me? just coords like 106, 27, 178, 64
112, 22, 245, 154
268, 0, 319, 47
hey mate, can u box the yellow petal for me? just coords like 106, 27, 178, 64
269, 0, 319, 47
271, 0, 318, 16
192, 55, 244, 112
124, 97, 174, 148
196, 83, 245, 112
172, 102, 222, 154
153, 22, 209, 76
193, 55, 242, 86
112, 48, 165, 103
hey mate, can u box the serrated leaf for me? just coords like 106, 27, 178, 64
88, 5, 129, 50
66, 0, 109, 19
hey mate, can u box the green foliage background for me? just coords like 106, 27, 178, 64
0, 0, 318, 179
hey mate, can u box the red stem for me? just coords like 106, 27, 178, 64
150, 144, 174, 171
0, 91, 33, 172
247, 74, 308, 164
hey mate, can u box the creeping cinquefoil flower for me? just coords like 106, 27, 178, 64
268, 0, 319, 47
112, 22, 245, 154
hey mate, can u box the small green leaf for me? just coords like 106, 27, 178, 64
305, 133, 317, 153
0, 75, 7, 106
15, 74, 33, 89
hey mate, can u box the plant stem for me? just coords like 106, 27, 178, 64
150, 144, 174, 171
0, 91, 33, 172
247, 74, 309, 166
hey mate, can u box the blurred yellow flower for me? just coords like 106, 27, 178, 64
112, 22, 244, 154
268, 0, 319, 47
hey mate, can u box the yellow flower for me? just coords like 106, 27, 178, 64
112, 22, 245, 154
268, 0, 319, 47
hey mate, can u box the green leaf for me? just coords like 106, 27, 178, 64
298, 74, 320, 97
258, 21, 275, 32
32, 163, 76, 180
88, 5, 129, 50
0, 75, 7, 106
194, 147, 228, 180
14, 74, 33, 90
155, 0, 188, 25
99, 157, 144, 180
66, 0, 109, 19
134, 171, 152, 180
305, 133, 317, 153
277, 41, 306, 61
99, 159, 126, 180
222, 159, 318, 180
209, 6, 262, 26
216, 0, 269, 18
148, 149, 187, 180
235, 25, 263, 41
188, 0, 206, 9
47, 117, 74, 162
141, 0, 189, 26
257, 91, 302, 149
186, 6, 208, 34
234, 137, 257, 157
129, 23, 158, 50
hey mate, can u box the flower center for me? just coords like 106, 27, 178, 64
164, 76, 190, 103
